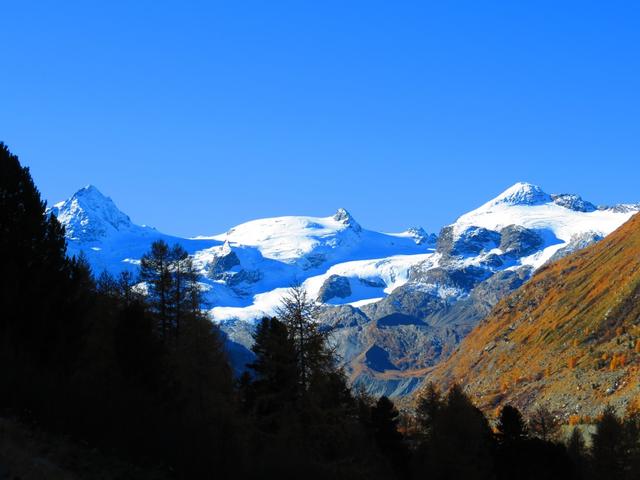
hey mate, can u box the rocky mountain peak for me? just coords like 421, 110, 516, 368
333, 208, 361, 232
550, 193, 597, 212
490, 182, 551, 207
50, 185, 134, 241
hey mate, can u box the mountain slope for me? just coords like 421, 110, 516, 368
321, 183, 639, 396
50, 182, 639, 397
424, 212, 640, 418
48, 185, 221, 274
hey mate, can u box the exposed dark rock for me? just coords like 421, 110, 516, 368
317, 275, 352, 303
377, 313, 423, 327
207, 248, 240, 278
435, 225, 455, 255
318, 304, 369, 328
406, 227, 437, 245
437, 226, 501, 258
313, 264, 535, 398
547, 231, 603, 263
499, 225, 544, 257
359, 278, 386, 288
362, 284, 446, 321
352, 374, 423, 398
301, 253, 327, 269
410, 265, 491, 291
551, 193, 597, 212
364, 345, 398, 372
333, 208, 362, 233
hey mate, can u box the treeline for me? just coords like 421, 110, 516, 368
1, 141, 639, 479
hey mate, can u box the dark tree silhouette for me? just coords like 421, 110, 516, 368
496, 404, 528, 444
591, 407, 626, 479
140, 240, 172, 340
529, 406, 559, 441
371, 396, 409, 478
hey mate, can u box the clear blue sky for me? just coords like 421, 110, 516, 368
2, 1, 639, 236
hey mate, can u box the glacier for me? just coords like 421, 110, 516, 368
49, 182, 640, 396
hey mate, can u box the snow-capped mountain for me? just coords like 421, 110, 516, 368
50, 182, 639, 397
47, 185, 221, 275
49, 185, 434, 318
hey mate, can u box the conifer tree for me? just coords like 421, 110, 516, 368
497, 405, 528, 444
371, 396, 409, 478
416, 382, 443, 439
276, 285, 333, 394
140, 240, 172, 339
246, 316, 298, 429
567, 427, 586, 478
591, 406, 625, 479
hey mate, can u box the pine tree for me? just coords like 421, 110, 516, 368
140, 240, 172, 340
567, 427, 586, 478
371, 396, 409, 478
416, 382, 443, 439
591, 406, 625, 479
247, 316, 298, 429
496, 405, 528, 444
276, 285, 333, 395
169, 244, 191, 339
418, 385, 495, 480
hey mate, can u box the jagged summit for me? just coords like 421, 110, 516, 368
333, 208, 361, 232
550, 193, 597, 212
50, 185, 134, 241
50, 183, 639, 398
484, 182, 599, 213
405, 227, 436, 246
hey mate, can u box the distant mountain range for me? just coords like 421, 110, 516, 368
49, 182, 640, 396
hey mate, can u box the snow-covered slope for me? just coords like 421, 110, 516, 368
50, 182, 639, 325
50, 182, 639, 397
48, 185, 221, 275
50, 186, 434, 320
448, 182, 637, 269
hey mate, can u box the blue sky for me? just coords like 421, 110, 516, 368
2, 1, 639, 236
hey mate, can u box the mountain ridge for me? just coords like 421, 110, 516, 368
422, 212, 640, 419
49, 182, 640, 397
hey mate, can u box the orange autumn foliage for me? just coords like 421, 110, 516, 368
610, 353, 626, 370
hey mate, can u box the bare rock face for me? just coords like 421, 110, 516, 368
547, 231, 603, 264
333, 208, 362, 233
207, 248, 241, 278
317, 275, 352, 303
422, 213, 640, 419
499, 225, 544, 257
551, 193, 597, 212
437, 225, 501, 258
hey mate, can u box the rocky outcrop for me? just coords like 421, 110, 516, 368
423, 213, 640, 419
207, 247, 241, 278
317, 275, 352, 303
547, 231, 603, 263
551, 193, 597, 212
437, 226, 501, 258
499, 225, 544, 257
407, 227, 437, 245
333, 208, 362, 233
